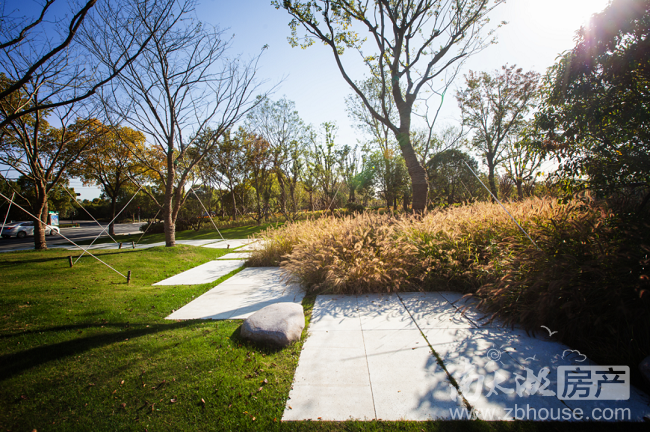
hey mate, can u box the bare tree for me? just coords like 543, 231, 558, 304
100, 3, 267, 246
247, 97, 307, 220
275, 0, 504, 211
0, 0, 177, 130
456, 65, 540, 199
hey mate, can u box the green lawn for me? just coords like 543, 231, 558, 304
74, 222, 280, 246
0, 245, 645, 431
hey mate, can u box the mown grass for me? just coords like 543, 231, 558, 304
71, 222, 280, 246
0, 246, 305, 431
1, 245, 647, 430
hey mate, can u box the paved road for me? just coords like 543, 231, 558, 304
0, 221, 145, 253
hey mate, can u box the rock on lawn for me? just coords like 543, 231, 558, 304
241, 303, 305, 347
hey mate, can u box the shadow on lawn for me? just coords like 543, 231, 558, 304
0, 320, 199, 382
0, 248, 156, 268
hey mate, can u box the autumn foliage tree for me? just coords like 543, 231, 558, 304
71, 125, 150, 235
0, 87, 104, 249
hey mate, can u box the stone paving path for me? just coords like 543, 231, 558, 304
283, 292, 650, 422
153, 260, 244, 286
217, 252, 252, 260
166, 267, 304, 320
202, 239, 256, 249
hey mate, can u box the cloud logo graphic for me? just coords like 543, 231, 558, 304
562, 349, 587, 363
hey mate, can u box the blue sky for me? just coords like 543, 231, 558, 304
191, 0, 610, 141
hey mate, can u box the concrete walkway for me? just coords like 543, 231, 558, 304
166, 267, 304, 320
153, 260, 244, 286
202, 239, 256, 249
217, 252, 252, 260
284, 292, 650, 422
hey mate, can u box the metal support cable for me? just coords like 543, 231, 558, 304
0, 191, 127, 279
63, 186, 118, 243
190, 188, 224, 240
1, 192, 15, 236
75, 186, 142, 264
462, 161, 541, 251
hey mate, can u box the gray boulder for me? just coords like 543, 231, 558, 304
241, 303, 305, 347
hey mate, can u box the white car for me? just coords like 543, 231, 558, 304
1, 221, 60, 238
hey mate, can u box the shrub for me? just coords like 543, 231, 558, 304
140, 221, 164, 234
344, 202, 365, 214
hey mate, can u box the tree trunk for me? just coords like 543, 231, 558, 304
277, 171, 287, 214
33, 183, 48, 250
308, 190, 314, 211
348, 187, 356, 203
255, 185, 262, 225
395, 129, 428, 213
164, 150, 176, 247
393, 98, 428, 212
516, 180, 523, 200
109, 195, 117, 236
230, 180, 237, 221
487, 161, 498, 201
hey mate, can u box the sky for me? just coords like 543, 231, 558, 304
16, 0, 612, 200
192, 0, 611, 135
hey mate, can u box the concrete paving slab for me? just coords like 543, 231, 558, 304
284, 328, 376, 421
357, 293, 417, 330
217, 252, 252, 260
166, 267, 304, 320
293, 330, 370, 386
400, 292, 475, 329
491, 328, 650, 421
430, 328, 569, 421
236, 241, 262, 251
153, 260, 244, 286
439, 292, 504, 328
283, 384, 376, 421
284, 292, 650, 422
363, 329, 463, 420
309, 295, 361, 331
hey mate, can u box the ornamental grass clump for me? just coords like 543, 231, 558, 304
251, 197, 569, 294
252, 212, 426, 293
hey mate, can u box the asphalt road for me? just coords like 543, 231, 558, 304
0, 221, 146, 253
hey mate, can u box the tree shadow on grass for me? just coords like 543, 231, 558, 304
0, 248, 158, 268
0, 320, 200, 382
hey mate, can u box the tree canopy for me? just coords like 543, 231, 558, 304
536, 0, 650, 205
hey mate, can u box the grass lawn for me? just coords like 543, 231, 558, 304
75, 222, 281, 246
0, 245, 645, 431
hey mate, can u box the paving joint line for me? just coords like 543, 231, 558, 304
396, 292, 474, 412
357, 295, 378, 420
439, 293, 482, 328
